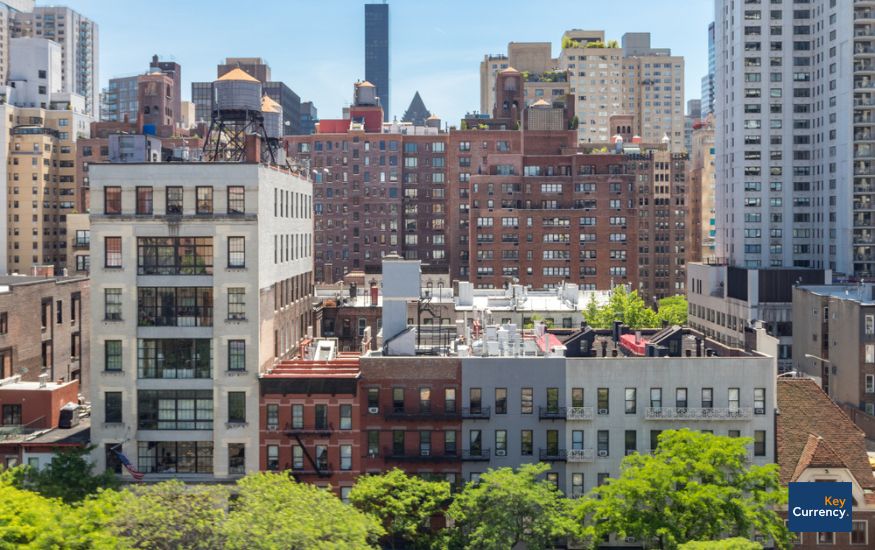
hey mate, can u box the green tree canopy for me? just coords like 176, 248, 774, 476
584, 286, 659, 329
679, 538, 763, 550
223, 472, 383, 549
574, 429, 790, 549
94, 479, 228, 550
348, 469, 450, 549
657, 295, 688, 327
22, 446, 119, 503
444, 463, 574, 549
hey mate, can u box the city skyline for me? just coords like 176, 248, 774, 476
59, 0, 713, 124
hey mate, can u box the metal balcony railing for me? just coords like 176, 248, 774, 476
644, 407, 754, 420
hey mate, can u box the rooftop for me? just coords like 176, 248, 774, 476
776, 378, 875, 489
0, 375, 79, 392
0, 417, 90, 446
797, 283, 875, 305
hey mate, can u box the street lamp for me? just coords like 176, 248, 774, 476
804, 353, 833, 397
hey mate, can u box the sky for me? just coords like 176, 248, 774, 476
58, 0, 715, 124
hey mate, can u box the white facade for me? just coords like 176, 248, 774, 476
89, 162, 313, 480
7, 37, 60, 108
715, 0, 857, 274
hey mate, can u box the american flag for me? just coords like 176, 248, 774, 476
113, 448, 144, 481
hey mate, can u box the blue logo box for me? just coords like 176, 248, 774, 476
788, 482, 853, 533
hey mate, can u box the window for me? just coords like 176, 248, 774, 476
444, 388, 456, 413
625, 388, 636, 414
817, 532, 834, 544
391, 430, 405, 455
137, 390, 213, 430
624, 430, 637, 455
105, 340, 122, 371
268, 445, 279, 470
546, 388, 559, 414
138, 339, 211, 378
571, 388, 583, 408
315, 405, 328, 430
367, 388, 379, 410
228, 288, 246, 320
104, 289, 122, 320
291, 405, 303, 429
368, 431, 379, 456
754, 430, 766, 456
867, 315, 875, 335
867, 375, 875, 394
754, 388, 765, 414
597, 430, 609, 456
228, 186, 245, 214
521, 430, 533, 456
469, 388, 482, 414
104, 237, 122, 268
521, 387, 533, 414
136, 187, 153, 215
340, 444, 352, 470
1, 404, 20, 425
228, 443, 245, 474
851, 520, 868, 545
196, 187, 213, 214
166, 186, 183, 214
102, 392, 122, 423
228, 392, 246, 423
571, 430, 583, 452
868, 345, 875, 364
228, 340, 245, 371
137, 237, 213, 275
340, 404, 352, 429
266, 404, 278, 430
650, 388, 662, 410
597, 388, 609, 414
676, 388, 688, 409
0, 313, 7, 335
104, 186, 121, 214
702, 388, 713, 408
444, 430, 457, 455
495, 430, 507, 456
495, 388, 507, 414
729, 388, 740, 411
393, 387, 405, 413
572, 473, 584, 498
228, 237, 245, 268
650, 430, 662, 453
291, 446, 302, 469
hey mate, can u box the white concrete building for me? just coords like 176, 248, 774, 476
89, 162, 314, 480
714, 0, 862, 275
7, 37, 60, 108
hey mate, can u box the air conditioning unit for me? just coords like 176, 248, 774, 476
367, 451, 378, 458
598, 450, 608, 457
495, 449, 507, 456
368, 407, 379, 414
598, 408, 609, 415
421, 450, 430, 457
755, 407, 765, 415
625, 536, 637, 543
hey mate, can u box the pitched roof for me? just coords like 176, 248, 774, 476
217, 68, 259, 83
261, 95, 281, 113
401, 91, 431, 126
777, 378, 875, 489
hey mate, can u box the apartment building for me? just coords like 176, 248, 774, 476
714, 0, 865, 275
0, 1, 34, 84
792, 283, 875, 413
100, 75, 138, 123
89, 161, 313, 480
688, 114, 716, 263
479, 42, 558, 115
11, 5, 99, 118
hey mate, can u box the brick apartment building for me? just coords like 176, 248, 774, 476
260, 344, 361, 498
359, 355, 462, 485
0, 274, 89, 391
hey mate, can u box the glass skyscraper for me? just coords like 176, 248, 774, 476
365, 2, 389, 121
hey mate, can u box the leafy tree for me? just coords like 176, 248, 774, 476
95, 480, 228, 549
574, 430, 790, 550
657, 295, 688, 327
223, 472, 383, 549
24, 445, 119, 503
0, 480, 117, 549
583, 286, 659, 329
606, 39, 620, 48
680, 538, 762, 550
444, 463, 574, 549
349, 469, 450, 549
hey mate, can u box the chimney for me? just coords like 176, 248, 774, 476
695, 337, 702, 357
244, 134, 261, 163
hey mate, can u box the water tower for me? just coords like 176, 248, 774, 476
202, 68, 280, 164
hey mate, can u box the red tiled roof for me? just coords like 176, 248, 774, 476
777, 379, 875, 489
619, 333, 648, 356
535, 333, 563, 353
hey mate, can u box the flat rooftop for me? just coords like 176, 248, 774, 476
0, 376, 79, 392
797, 284, 875, 305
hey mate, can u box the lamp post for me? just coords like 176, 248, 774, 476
804, 353, 833, 397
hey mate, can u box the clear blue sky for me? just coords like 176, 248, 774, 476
58, 0, 714, 124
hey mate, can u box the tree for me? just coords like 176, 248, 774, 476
348, 469, 450, 549
657, 295, 688, 327
680, 538, 762, 550
574, 430, 790, 549
222, 472, 383, 549
0, 481, 117, 549
444, 463, 574, 549
23, 446, 119, 503
583, 286, 659, 329
94, 480, 228, 549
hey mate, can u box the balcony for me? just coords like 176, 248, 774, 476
539, 406, 567, 420
383, 448, 459, 461
285, 422, 333, 436
538, 448, 567, 462
644, 407, 754, 420
383, 408, 460, 420
567, 448, 595, 463
462, 448, 491, 461
137, 306, 213, 328
72, 238, 90, 249
567, 407, 595, 420
461, 406, 491, 419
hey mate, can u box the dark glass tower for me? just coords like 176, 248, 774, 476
365, 2, 389, 121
